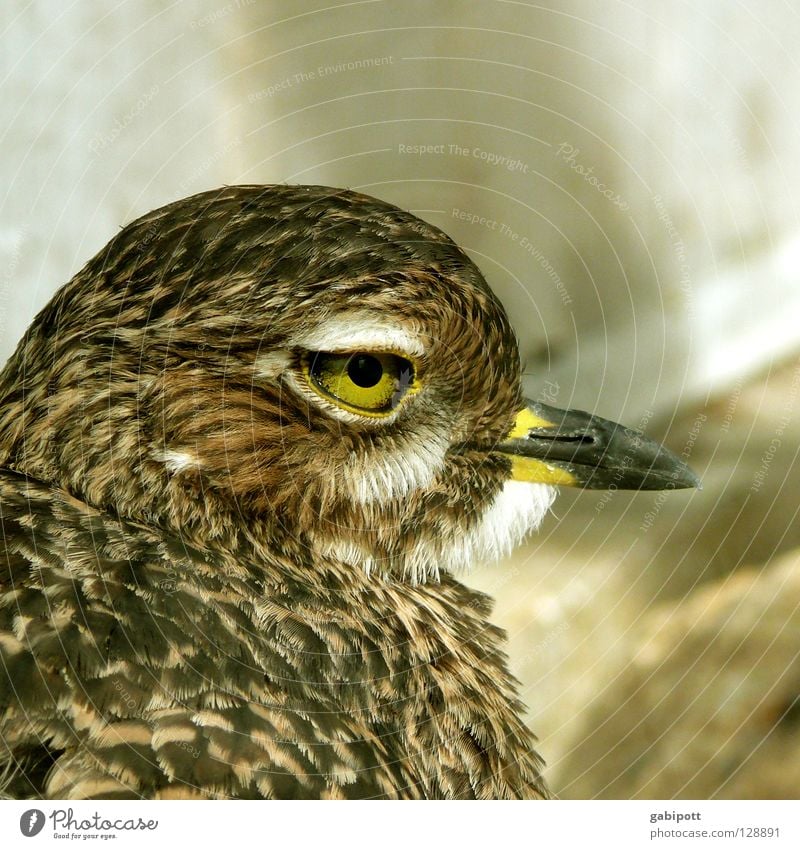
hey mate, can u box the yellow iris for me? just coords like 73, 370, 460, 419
305, 351, 416, 416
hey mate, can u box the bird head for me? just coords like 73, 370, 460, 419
0, 185, 697, 582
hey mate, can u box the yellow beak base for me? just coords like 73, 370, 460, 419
497, 401, 700, 491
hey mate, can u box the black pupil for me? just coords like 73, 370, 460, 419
348, 355, 383, 388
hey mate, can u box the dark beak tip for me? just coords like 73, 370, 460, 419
659, 465, 702, 491
684, 470, 703, 491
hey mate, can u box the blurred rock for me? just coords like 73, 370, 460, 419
553, 548, 800, 798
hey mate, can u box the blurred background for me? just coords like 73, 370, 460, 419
2, 0, 799, 798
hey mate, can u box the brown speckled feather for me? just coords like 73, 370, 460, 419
0, 469, 545, 798
0, 185, 548, 799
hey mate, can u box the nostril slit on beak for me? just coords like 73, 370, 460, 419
527, 431, 596, 445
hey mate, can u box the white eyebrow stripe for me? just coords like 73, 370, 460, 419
289, 314, 425, 358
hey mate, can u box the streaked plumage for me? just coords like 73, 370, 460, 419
0, 185, 695, 799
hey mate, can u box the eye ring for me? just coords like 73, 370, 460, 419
301, 350, 419, 418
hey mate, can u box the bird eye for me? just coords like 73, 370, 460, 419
304, 351, 417, 416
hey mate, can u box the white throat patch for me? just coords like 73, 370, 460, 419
405, 480, 557, 583
319, 481, 555, 585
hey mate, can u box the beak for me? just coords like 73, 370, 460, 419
497, 400, 701, 490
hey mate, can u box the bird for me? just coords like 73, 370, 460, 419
0, 184, 698, 799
